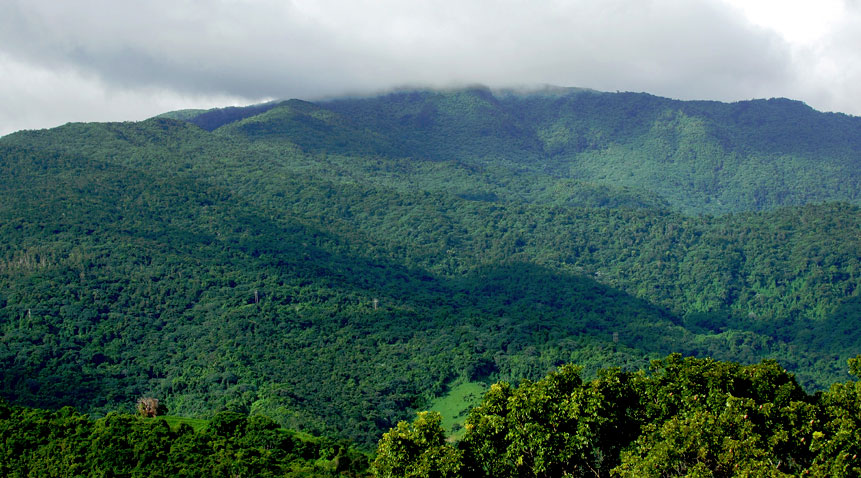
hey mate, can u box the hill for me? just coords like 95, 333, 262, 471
320, 87, 861, 214
0, 87, 859, 446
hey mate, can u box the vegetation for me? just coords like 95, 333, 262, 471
137, 397, 168, 418
0, 399, 369, 477
0, 87, 859, 449
375, 355, 861, 477
321, 88, 861, 214
426, 380, 486, 439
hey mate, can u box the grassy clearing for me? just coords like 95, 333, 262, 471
427, 381, 487, 440
161, 415, 209, 431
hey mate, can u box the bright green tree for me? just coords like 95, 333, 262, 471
372, 411, 462, 478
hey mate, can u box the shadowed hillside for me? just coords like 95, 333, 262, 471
0, 87, 859, 445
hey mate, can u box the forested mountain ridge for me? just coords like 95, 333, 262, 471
175, 86, 861, 214
0, 87, 859, 447
325, 87, 861, 214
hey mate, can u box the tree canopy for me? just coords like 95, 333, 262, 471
375, 355, 861, 477
1, 87, 859, 446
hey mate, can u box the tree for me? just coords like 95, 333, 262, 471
460, 365, 638, 477
372, 411, 462, 478
136, 397, 168, 418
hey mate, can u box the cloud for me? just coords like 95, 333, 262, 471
793, 0, 861, 114
0, 53, 250, 136
0, 0, 859, 134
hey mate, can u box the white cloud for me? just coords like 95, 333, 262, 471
720, 0, 845, 45
1, 0, 859, 135
0, 53, 254, 137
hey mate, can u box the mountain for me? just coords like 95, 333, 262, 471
184, 86, 861, 214
0, 87, 858, 446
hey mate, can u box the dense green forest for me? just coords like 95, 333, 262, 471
0, 87, 859, 449
0, 399, 369, 477
320, 87, 861, 214
4, 355, 858, 477
374, 354, 861, 477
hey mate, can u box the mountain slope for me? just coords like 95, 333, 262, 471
317, 87, 861, 214
0, 126, 693, 444
1, 88, 859, 446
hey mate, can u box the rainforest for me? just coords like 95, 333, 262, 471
1, 87, 859, 476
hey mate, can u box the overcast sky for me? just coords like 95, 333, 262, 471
1, 0, 859, 136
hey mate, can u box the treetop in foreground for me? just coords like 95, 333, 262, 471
374, 354, 861, 477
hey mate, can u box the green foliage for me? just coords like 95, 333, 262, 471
372, 411, 462, 478
426, 381, 486, 439
809, 380, 861, 477
322, 88, 861, 214
377, 356, 861, 477
458, 364, 632, 477
162, 415, 208, 431
0, 87, 859, 447
0, 400, 370, 477
849, 355, 861, 379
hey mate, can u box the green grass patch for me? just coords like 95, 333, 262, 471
161, 415, 209, 432
427, 381, 487, 440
